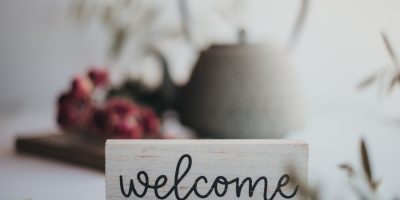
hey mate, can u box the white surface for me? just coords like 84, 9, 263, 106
288, 101, 400, 199
1, 101, 400, 199
0, 107, 104, 200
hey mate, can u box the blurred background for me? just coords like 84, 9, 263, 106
1, 0, 400, 199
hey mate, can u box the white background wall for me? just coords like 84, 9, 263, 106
1, 0, 400, 113
0, 0, 398, 113
0, 0, 108, 112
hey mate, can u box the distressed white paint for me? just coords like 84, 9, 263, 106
106, 140, 308, 200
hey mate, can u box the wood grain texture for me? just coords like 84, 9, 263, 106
16, 133, 105, 171
106, 140, 308, 200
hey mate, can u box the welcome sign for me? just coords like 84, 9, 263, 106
106, 140, 308, 200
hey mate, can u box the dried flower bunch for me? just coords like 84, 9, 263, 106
57, 67, 160, 139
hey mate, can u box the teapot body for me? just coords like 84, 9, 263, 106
178, 44, 304, 139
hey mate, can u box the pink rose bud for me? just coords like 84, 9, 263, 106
57, 91, 92, 132
88, 67, 109, 87
108, 116, 143, 139
71, 75, 93, 98
105, 97, 144, 139
106, 97, 141, 118
140, 107, 160, 136
90, 107, 108, 135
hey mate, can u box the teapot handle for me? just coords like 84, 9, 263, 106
239, 0, 309, 50
177, 0, 308, 50
286, 0, 309, 51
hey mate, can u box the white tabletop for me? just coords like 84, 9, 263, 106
1, 102, 400, 199
0, 108, 104, 200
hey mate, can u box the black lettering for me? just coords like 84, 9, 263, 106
118, 154, 299, 199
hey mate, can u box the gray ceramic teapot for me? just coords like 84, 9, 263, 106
156, 1, 307, 138
164, 44, 304, 139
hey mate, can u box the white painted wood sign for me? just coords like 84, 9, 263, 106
106, 140, 308, 200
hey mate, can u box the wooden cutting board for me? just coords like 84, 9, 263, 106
15, 132, 105, 171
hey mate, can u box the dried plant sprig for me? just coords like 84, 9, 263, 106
339, 138, 382, 200
339, 163, 355, 177
361, 139, 373, 188
288, 136, 399, 199
360, 139, 381, 192
286, 165, 320, 200
359, 33, 400, 94
382, 32, 399, 68
358, 73, 379, 89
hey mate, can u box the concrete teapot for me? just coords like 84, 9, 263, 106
167, 44, 305, 139
157, 1, 307, 138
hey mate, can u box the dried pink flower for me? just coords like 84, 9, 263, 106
88, 67, 109, 88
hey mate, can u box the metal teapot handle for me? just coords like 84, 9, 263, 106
178, 0, 308, 51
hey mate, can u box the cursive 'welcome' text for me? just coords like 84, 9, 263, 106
119, 154, 299, 199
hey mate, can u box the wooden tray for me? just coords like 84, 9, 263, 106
15, 132, 105, 171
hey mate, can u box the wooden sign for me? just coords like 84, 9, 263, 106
106, 140, 308, 200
